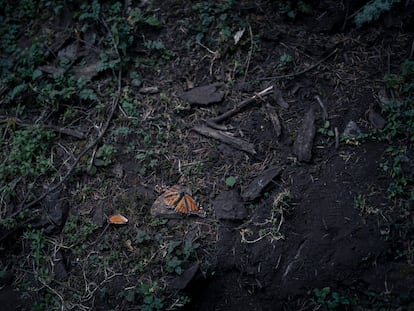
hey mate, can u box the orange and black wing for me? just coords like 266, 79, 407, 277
162, 187, 182, 209
108, 214, 129, 225
175, 194, 206, 218
157, 185, 206, 217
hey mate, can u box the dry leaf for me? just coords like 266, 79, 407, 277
234, 29, 245, 44
108, 214, 128, 225
124, 239, 134, 252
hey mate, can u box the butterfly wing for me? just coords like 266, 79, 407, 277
108, 214, 129, 225
157, 185, 206, 217
163, 186, 181, 197
180, 194, 206, 218
163, 193, 180, 208
174, 194, 188, 215
162, 187, 182, 209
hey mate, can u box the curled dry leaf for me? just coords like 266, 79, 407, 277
124, 239, 134, 252
108, 214, 129, 225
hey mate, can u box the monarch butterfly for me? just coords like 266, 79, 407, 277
108, 214, 129, 225
155, 185, 206, 218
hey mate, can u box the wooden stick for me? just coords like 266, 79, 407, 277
207, 85, 274, 129
315, 95, 328, 120
335, 127, 339, 149
192, 125, 257, 155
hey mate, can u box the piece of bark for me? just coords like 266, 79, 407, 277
192, 125, 256, 155
39, 64, 64, 75
273, 87, 289, 109
368, 108, 386, 129
169, 262, 200, 290
293, 108, 315, 162
139, 86, 159, 94
73, 62, 99, 80
180, 83, 225, 106
242, 166, 283, 201
265, 104, 282, 138
53, 251, 69, 281
57, 41, 79, 61
33, 188, 69, 235
315, 95, 328, 120
49, 32, 72, 54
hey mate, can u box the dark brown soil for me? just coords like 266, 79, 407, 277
1, 0, 414, 310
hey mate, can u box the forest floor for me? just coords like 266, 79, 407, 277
0, 1, 413, 310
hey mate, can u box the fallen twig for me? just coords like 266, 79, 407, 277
265, 104, 282, 138
273, 87, 290, 109
335, 127, 339, 149
257, 48, 338, 81
243, 24, 254, 82
315, 95, 328, 120
207, 85, 274, 130
192, 125, 257, 155
38, 278, 65, 311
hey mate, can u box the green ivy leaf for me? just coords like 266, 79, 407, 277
226, 176, 236, 188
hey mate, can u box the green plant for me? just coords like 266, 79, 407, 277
183, 161, 204, 177
127, 8, 161, 27
135, 229, 151, 244
354, 194, 379, 215
24, 229, 47, 268
119, 286, 138, 303
95, 144, 117, 167
135, 150, 159, 175
165, 240, 199, 274
0, 266, 8, 279
191, 0, 246, 45
23, 229, 51, 281
31, 291, 59, 311
103, 250, 120, 267
380, 147, 411, 199
139, 281, 164, 311
168, 295, 191, 310
0, 127, 55, 181
279, 1, 312, 19
355, 0, 401, 28
226, 176, 236, 188
120, 89, 141, 118
318, 120, 335, 137
143, 39, 174, 59
310, 287, 358, 310
370, 60, 414, 200
358, 290, 413, 310
62, 216, 99, 249
275, 53, 295, 72
112, 126, 132, 138
379, 61, 414, 142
